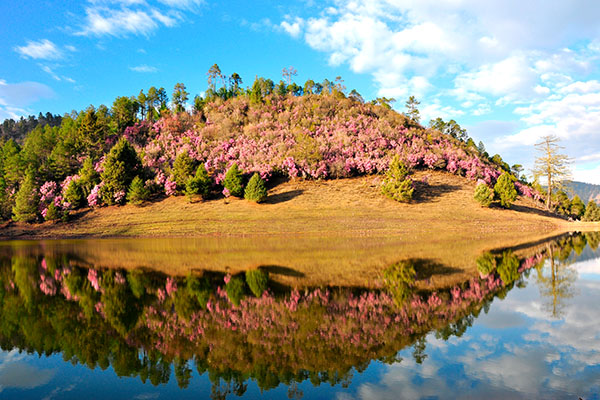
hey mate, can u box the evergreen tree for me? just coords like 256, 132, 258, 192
100, 139, 141, 205
223, 163, 244, 197
405, 96, 421, 123
64, 179, 85, 209
583, 201, 600, 222
185, 164, 211, 200
381, 156, 413, 202
12, 170, 39, 222
172, 83, 189, 113
127, 176, 150, 205
78, 157, 100, 197
172, 152, 196, 190
494, 172, 517, 208
474, 183, 494, 207
244, 172, 268, 203
570, 195, 585, 219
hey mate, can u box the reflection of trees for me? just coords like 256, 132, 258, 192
536, 243, 577, 318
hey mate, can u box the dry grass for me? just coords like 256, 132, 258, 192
1, 171, 587, 290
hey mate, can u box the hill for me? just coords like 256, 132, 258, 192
1, 76, 575, 237
565, 180, 600, 204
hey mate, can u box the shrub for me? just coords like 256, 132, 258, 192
185, 163, 211, 200
381, 156, 413, 202
100, 138, 141, 205
474, 183, 494, 207
173, 152, 196, 190
12, 171, 39, 223
244, 173, 268, 203
583, 200, 600, 222
44, 203, 61, 221
494, 172, 517, 208
476, 252, 496, 276
223, 163, 244, 197
225, 276, 245, 306
245, 269, 269, 297
64, 179, 85, 209
127, 176, 150, 205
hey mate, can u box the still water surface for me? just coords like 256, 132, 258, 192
0, 232, 599, 399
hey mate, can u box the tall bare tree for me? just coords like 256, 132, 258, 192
532, 135, 570, 210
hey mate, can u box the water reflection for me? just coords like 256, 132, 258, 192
0, 232, 598, 398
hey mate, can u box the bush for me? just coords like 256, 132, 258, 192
381, 156, 413, 202
185, 163, 211, 200
64, 179, 85, 209
474, 183, 494, 207
173, 152, 197, 190
225, 276, 246, 306
223, 163, 244, 197
100, 138, 141, 205
583, 200, 600, 222
12, 171, 39, 223
44, 203, 61, 221
244, 173, 268, 203
127, 176, 150, 205
494, 172, 517, 208
245, 269, 269, 297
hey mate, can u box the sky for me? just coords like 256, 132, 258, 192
2, 0, 600, 184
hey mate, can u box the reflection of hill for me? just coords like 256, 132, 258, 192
4, 235, 589, 393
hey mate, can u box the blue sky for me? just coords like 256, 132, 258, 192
2, 0, 600, 184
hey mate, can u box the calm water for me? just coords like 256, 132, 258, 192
0, 233, 599, 399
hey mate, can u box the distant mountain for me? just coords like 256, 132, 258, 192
565, 181, 600, 204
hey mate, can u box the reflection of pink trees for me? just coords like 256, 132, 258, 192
24, 246, 550, 389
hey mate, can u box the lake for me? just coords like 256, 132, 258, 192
0, 232, 598, 399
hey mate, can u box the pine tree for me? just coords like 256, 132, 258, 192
100, 138, 141, 205
12, 170, 39, 222
381, 156, 413, 202
173, 152, 196, 190
583, 201, 600, 222
474, 183, 494, 207
570, 195, 585, 219
127, 176, 150, 205
185, 164, 211, 200
223, 163, 244, 197
244, 172, 268, 203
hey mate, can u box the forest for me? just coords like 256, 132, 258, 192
1, 64, 598, 224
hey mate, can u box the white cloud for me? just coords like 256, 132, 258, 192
280, 17, 304, 38
157, 0, 203, 9
78, 6, 179, 37
129, 64, 158, 73
0, 80, 54, 121
573, 163, 600, 185
14, 39, 64, 60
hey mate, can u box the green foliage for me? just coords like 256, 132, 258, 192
127, 176, 150, 205
474, 183, 494, 207
405, 96, 420, 123
476, 252, 496, 276
225, 276, 246, 306
381, 156, 413, 202
12, 170, 39, 222
172, 83, 189, 113
583, 200, 600, 222
44, 203, 61, 221
78, 157, 100, 197
111, 96, 139, 133
185, 163, 211, 200
64, 179, 85, 209
497, 251, 519, 284
245, 269, 269, 297
554, 190, 571, 216
494, 173, 517, 208
185, 275, 212, 309
173, 152, 197, 190
570, 195, 585, 219
223, 163, 244, 197
244, 173, 268, 203
101, 273, 140, 335
383, 260, 416, 306
100, 138, 141, 205
429, 118, 468, 142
